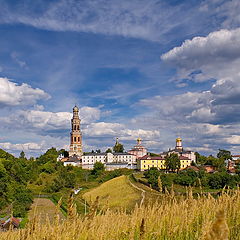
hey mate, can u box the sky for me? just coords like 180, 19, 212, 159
0, 0, 240, 157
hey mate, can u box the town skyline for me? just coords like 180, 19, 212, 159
0, 0, 240, 157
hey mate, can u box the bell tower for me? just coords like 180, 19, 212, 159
176, 137, 183, 151
69, 105, 83, 157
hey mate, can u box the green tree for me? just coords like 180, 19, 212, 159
19, 151, 26, 159
91, 162, 105, 176
105, 148, 112, 153
195, 152, 207, 165
0, 149, 15, 160
144, 167, 160, 189
36, 148, 59, 164
165, 153, 181, 172
113, 138, 124, 153
217, 149, 232, 160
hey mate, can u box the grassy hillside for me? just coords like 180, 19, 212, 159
83, 175, 141, 210
1, 189, 240, 239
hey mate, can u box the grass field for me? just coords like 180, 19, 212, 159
1, 188, 240, 239
28, 198, 65, 224
83, 175, 142, 210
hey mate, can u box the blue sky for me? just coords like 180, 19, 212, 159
0, 0, 240, 157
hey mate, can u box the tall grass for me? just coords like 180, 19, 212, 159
1, 188, 240, 240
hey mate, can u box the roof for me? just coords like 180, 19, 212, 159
181, 166, 200, 171
83, 153, 106, 156
2, 217, 20, 228
64, 154, 81, 162
139, 155, 165, 160
232, 155, 240, 157
113, 152, 135, 156
105, 162, 129, 165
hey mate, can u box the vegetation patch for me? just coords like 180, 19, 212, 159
83, 175, 141, 210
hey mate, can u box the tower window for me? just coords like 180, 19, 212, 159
78, 137, 80, 142
77, 125, 80, 130
74, 137, 76, 142
74, 125, 77, 130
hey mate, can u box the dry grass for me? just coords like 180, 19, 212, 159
83, 175, 141, 210
1, 187, 240, 239
28, 198, 65, 224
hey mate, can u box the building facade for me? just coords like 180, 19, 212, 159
69, 106, 83, 157
137, 155, 192, 171
160, 137, 196, 162
128, 138, 147, 159
82, 152, 136, 169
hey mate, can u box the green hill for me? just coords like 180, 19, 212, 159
83, 175, 141, 210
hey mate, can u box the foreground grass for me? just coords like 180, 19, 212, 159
1, 187, 240, 240
28, 198, 65, 224
83, 175, 141, 210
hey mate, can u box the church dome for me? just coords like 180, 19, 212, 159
176, 137, 182, 142
73, 105, 79, 112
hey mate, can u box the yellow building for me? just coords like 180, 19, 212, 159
137, 155, 192, 171
137, 156, 166, 171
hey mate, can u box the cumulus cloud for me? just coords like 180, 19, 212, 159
0, 77, 50, 107
160, 28, 240, 125
161, 28, 240, 68
0, 141, 44, 151
225, 135, 240, 145
84, 121, 160, 141
1, 106, 102, 132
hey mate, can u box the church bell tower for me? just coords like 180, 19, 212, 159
69, 105, 83, 157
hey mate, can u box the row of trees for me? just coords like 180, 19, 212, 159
144, 167, 240, 191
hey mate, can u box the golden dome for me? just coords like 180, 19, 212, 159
176, 137, 182, 142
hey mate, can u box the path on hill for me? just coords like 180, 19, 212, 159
29, 198, 65, 224
128, 176, 145, 207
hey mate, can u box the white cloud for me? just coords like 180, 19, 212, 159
160, 28, 240, 125
84, 122, 123, 136
225, 135, 240, 145
84, 121, 160, 141
0, 0, 224, 42
0, 77, 50, 107
161, 28, 240, 67
0, 141, 44, 152
11, 52, 28, 69
161, 28, 240, 87
1, 106, 102, 132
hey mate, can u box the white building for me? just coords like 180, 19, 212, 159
63, 154, 81, 167
160, 137, 196, 163
128, 138, 147, 159
82, 152, 136, 169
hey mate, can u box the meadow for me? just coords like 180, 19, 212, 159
82, 175, 141, 210
1, 187, 239, 240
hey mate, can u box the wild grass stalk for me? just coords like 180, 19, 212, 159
1, 188, 240, 239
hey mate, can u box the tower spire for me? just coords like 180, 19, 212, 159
69, 105, 83, 157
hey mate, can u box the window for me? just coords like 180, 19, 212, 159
78, 137, 80, 142
144, 165, 146, 168
74, 137, 76, 142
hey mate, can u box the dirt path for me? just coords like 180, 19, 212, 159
128, 176, 146, 207
29, 198, 65, 224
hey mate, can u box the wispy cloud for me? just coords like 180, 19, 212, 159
0, 0, 226, 42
